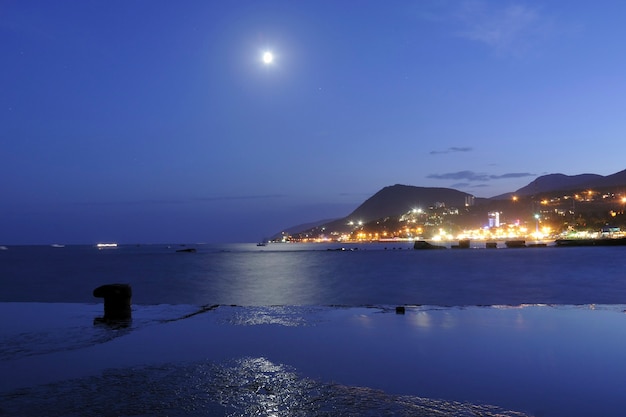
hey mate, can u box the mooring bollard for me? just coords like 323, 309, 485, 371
93, 284, 132, 320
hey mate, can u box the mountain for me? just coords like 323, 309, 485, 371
344, 184, 476, 222
511, 173, 603, 197
588, 168, 626, 189
491, 169, 626, 199
291, 184, 479, 236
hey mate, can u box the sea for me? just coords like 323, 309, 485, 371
3, 241, 626, 306
1, 242, 626, 416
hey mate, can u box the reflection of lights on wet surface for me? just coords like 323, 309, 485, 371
354, 313, 373, 328
0, 357, 532, 416
225, 306, 313, 327
440, 311, 458, 329
410, 311, 432, 329
406, 308, 459, 330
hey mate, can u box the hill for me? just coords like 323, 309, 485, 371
345, 184, 475, 221
292, 184, 478, 237
588, 168, 626, 189
491, 169, 626, 199
508, 173, 602, 197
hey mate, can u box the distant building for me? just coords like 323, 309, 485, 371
465, 195, 475, 207
601, 226, 620, 236
488, 211, 500, 228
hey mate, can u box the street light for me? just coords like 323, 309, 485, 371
534, 214, 540, 234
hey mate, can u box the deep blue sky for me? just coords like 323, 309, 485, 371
2, 1, 626, 244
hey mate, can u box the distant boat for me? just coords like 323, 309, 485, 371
176, 248, 197, 253
256, 242, 267, 246
96, 243, 118, 249
51, 244, 65, 248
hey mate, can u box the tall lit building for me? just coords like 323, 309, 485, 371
488, 211, 500, 228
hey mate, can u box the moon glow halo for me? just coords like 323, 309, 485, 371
262, 51, 274, 64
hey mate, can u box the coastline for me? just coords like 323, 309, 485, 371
2, 302, 626, 416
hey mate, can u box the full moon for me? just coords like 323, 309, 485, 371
262, 51, 274, 64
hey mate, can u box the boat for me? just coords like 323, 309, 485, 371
96, 243, 118, 249
176, 248, 197, 253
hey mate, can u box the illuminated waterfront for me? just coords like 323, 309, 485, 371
286, 189, 626, 244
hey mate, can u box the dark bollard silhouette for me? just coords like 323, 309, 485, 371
93, 284, 132, 320
395, 306, 405, 314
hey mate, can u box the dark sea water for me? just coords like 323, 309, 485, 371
2, 242, 626, 306
2, 242, 626, 417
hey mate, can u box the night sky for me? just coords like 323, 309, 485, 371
3, 1, 626, 244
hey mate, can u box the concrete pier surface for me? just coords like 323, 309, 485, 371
1, 303, 626, 417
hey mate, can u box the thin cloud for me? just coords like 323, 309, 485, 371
496, 172, 536, 179
451, 182, 491, 189
454, 1, 550, 55
428, 170, 535, 182
430, 147, 473, 155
